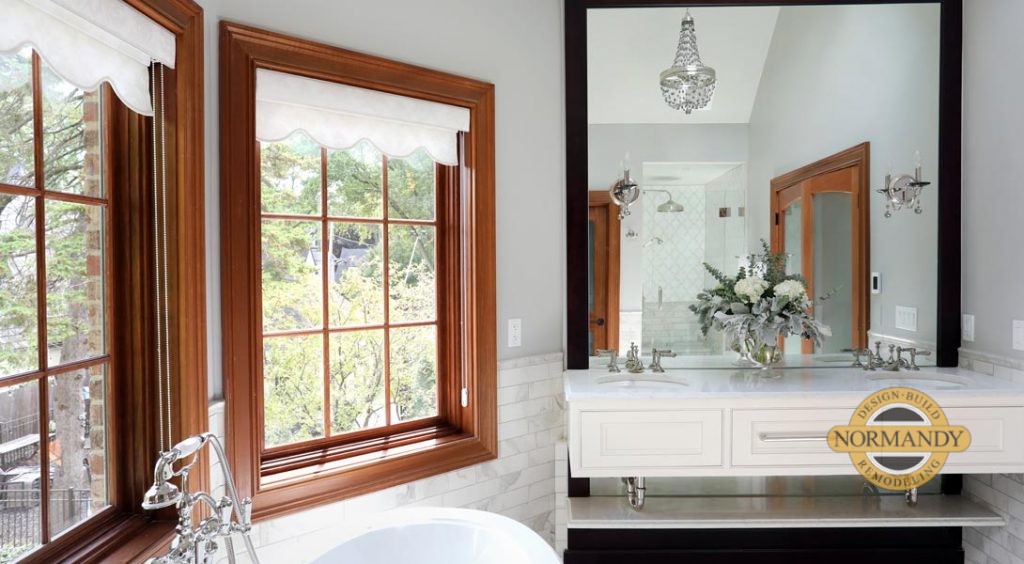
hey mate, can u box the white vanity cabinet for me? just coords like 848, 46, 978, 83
566, 367, 1024, 478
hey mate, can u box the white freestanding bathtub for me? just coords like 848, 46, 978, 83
310, 507, 560, 564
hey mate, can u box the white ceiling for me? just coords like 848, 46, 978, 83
642, 162, 742, 186
587, 7, 779, 124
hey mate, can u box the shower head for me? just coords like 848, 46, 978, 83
644, 189, 685, 213
657, 198, 685, 213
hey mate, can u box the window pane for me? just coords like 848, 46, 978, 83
387, 149, 435, 220
261, 219, 322, 332
41, 63, 103, 198
388, 225, 436, 323
0, 380, 42, 559
260, 132, 321, 216
263, 335, 324, 448
329, 222, 383, 327
48, 364, 107, 538
390, 325, 437, 423
329, 330, 385, 434
327, 141, 382, 219
45, 201, 105, 367
0, 49, 34, 188
0, 195, 38, 377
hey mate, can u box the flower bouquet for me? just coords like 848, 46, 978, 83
689, 240, 831, 368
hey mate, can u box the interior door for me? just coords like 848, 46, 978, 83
588, 192, 620, 356
772, 165, 866, 353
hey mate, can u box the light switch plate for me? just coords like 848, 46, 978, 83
508, 318, 522, 348
895, 306, 918, 332
871, 272, 882, 294
962, 314, 975, 342
1013, 320, 1024, 351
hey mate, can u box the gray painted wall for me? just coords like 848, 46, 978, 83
747, 4, 940, 346
588, 124, 749, 311
196, 0, 565, 397
962, 0, 1024, 363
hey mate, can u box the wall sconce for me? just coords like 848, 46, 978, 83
609, 155, 640, 220
877, 151, 930, 217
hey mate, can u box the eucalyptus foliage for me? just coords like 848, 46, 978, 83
689, 240, 831, 352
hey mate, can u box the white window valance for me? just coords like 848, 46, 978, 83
256, 69, 470, 166
1, 0, 176, 116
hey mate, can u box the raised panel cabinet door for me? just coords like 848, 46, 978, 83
579, 410, 723, 472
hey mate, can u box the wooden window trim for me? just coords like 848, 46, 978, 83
12, 1, 209, 562
219, 22, 496, 521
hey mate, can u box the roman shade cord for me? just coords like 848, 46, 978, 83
151, 62, 172, 453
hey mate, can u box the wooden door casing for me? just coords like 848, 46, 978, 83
588, 191, 620, 355
771, 143, 870, 352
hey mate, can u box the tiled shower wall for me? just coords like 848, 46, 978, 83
208, 353, 565, 562
959, 350, 1024, 564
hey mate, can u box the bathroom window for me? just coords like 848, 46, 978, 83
259, 138, 442, 448
0, 48, 110, 560
0, 2, 207, 561
221, 23, 497, 519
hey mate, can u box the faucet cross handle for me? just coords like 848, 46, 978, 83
596, 349, 620, 373
903, 347, 931, 371
650, 348, 676, 373
842, 348, 870, 369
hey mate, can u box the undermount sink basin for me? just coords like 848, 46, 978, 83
865, 371, 971, 390
596, 375, 689, 388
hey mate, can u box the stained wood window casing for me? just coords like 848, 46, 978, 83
220, 22, 497, 520
0, 1, 209, 561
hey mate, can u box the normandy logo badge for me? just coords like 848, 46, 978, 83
828, 387, 971, 489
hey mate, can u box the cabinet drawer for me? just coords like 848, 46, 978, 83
580, 410, 722, 469
944, 407, 1024, 469
732, 409, 851, 467
733, 406, 1024, 471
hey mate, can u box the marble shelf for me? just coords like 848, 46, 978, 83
568, 494, 1005, 529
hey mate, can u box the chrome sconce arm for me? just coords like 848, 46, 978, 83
609, 167, 640, 220
877, 151, 931, 217
142, 433, 260, 564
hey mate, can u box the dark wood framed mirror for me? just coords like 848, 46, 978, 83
565, 0, 962, 369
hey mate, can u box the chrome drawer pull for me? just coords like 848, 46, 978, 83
758, 432, 828, 443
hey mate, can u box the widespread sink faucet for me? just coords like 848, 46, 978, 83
851, 342, 932, 372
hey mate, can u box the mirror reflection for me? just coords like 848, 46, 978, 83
586, 4, 939, 367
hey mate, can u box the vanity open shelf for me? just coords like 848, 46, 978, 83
568, 494, 1005, 529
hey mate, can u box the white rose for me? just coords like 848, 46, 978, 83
734, 276, 769, 303
773, 280, 806, 301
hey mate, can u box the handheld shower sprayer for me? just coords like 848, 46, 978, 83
142, 433, 260, 564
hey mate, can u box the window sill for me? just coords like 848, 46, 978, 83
251, 430, 497, 521
20, 510, 176, 564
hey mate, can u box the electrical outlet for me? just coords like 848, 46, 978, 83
962, 314, 975, 342
508, 318, 522, 348
895, 306, 918, 332
1013, 320, 1024, 351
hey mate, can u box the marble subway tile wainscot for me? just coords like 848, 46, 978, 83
210, 352, 565, 563
962, 348, 1024, 564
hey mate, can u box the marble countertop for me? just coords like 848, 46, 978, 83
565, 365, 1024, 404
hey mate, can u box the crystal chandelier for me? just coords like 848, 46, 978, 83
660, 11, 716, 114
